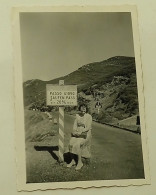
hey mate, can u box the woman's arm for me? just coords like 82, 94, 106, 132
73, 116, 78, 132
82, 114, 92, 132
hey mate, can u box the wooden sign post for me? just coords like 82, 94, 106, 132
46, 80, 77, 162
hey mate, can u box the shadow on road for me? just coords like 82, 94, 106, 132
34, 145, 90, 166
34, 145, 59, 161
34, 145, 79, 164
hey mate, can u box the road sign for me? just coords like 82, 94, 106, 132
46, 85, 77, 106
46, 81, 77, 162
95, 101, 102, 114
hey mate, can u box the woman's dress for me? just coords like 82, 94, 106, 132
69, 113, 92, 158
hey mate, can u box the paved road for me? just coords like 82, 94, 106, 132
26, 112, 145, 183
64, 114, 145, 179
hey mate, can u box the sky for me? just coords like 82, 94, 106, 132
20, 12, 135, 82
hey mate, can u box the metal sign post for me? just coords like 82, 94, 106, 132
58, 80, 64, 162
46, 80, 77, 162
58, 106, 64, 161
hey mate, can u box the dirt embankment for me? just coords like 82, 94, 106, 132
24, 109, 58, 143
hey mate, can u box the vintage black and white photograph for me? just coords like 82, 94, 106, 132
13, 6, 149, 190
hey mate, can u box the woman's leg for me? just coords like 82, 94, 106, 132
75, 139, 86, 170
67, 153, 76, 168
67, 138, 76, 168
75, 147, 83, 170
68, 138, 85, 170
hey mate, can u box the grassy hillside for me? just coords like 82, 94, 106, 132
24, 110, 58, 142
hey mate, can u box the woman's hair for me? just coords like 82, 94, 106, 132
78, 103, 89, 113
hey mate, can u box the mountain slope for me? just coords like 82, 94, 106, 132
23, 56, 136, 105
23, 56, 139, 124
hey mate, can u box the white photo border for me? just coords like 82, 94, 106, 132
12, 5, 150, 191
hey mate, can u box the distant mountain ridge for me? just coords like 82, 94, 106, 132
23, 56, 135, 105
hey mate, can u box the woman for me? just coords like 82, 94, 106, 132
67, 104, 92, 170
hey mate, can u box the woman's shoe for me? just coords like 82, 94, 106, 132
67, 159, 76, 168
75, 162, 83, 170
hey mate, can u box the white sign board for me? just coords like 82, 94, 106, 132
46, 84, 77, 106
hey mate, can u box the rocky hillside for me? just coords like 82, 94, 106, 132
23, 56, 139, 124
